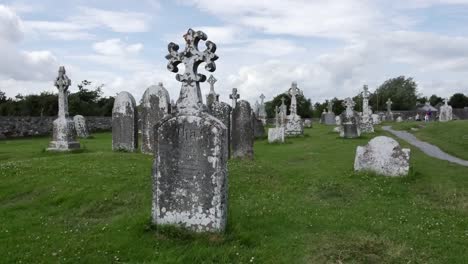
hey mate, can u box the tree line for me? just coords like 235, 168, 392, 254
1, 76, 467, 118
0, 81, 114, 116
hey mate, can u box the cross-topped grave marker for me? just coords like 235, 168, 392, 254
343, 97, 356, 117
166, 28, 218, 113
207, 74, 217, 94
386, 98, 393, 113
48, 66, 80, 151
230, 88, 240, 108
153, 28, 228, 233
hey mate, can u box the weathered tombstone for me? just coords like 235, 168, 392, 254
333, 116, 342, 133
170, 99, 177, 114
207, 81, 232, 157
304, 119, 312, 128
279, 97, 287, 127
152, 29, 228, 232
439, 99, 453, 122
354, 136, 410, 176
73, 115, 89, 138
253, 113, 265, 138
360, 85, 374, 133
258, 94, 267, 124
268, 106, 285, 143
321, 100, 336, 125
285, 82, 304, 136
371, 114, 381, 124
229, 88, 239, 109
339, 97, 361, 138
112, 91, 138, 151
48, 66, 80, 151
396, 116, 403, 122
141, 83, 170, 154
232, 100, 254, 159
206, 75, 218, 110
386, 98, 394, 121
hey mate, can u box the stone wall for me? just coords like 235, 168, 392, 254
0, 116, 111, 139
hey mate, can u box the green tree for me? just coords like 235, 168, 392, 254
429, 94, 443, 106
371, 76, 418, 111
0, 90, 7, 103
449, 93, 468, 108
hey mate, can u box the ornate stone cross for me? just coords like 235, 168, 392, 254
207, 74, 217, 94
362, 85, 370, 99
327, 100, 333, 113
386, 98, 393, 112
260, 94, 265, 104
289, 82, 300, 115
54, 66, 71, 118
444, 98, 449, 106
165, 28, 218, 113
343, 97, 355, 117
230, 88, 239, 108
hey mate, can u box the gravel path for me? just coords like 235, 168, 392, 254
382, 126, 468, 167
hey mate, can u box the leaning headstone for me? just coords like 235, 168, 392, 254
141, 83, 170, 154
73, 115, 89, 138
232, 100, 254, 159
354, 136, 410, 177
322, 100, 336, 125
360, 85, 374, 133
339, 97, 361, 138
112, 91, 138, 151
152, 29, 228, 232
48, 66, 80, 151
285, 82, 304, 136
439, 99, 453, 122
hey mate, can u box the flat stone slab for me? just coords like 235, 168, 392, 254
383, 126, 468, 167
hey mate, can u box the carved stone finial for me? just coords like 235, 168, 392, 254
165, 28, 218, 113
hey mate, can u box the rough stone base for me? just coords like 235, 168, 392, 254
285, 116, 304, 136
354, 136, 410, 176
360, 122, 374, 133
340, 123, 361, 138
47, 117, 80, 151
268, 128, 285, 143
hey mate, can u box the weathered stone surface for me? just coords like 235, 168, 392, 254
268, 127, 285, 143
339, 98, 361, 138
153, 112, 228, 232
396, 116, 403, 122
333, 116, 342, 133
253, 114, 265, 138
321, 112, 336, 125
141, 83, 170, 154
371, 114, 381, 125
304, 119, 312, 128
153, 28, 228, 233
206, 75, 218, 110
209, 100, 232, 157
112, 91, 138, 152
285, 82, 304, 136
48, 66, 80, 151
360, 85, 374, 133
354, 136, 410, 176
386, 98, 394, 121
439, 99, 453, 122
73, 115, 89, 138
258, 94, 267, 124
231, 100, 254, 159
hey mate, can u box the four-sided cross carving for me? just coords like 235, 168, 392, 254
362, 85, 370, 99
166, 28, 218, 84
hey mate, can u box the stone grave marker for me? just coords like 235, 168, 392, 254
112, 91, 138, 151
232, 100, 254, 159
73, 115, 89, 138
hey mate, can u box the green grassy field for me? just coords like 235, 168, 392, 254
0, 125, 467, 263
390, 120, 468, 160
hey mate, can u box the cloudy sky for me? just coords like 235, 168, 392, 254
1, 0, 468, 105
